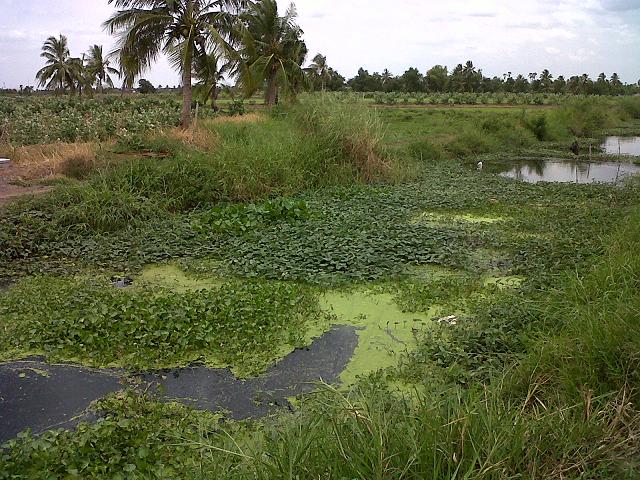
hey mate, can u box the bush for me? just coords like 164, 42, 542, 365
288, 94, 393, 181
58, 153, 97, 180
407, 139, 445, 162
446, 129, 496, 157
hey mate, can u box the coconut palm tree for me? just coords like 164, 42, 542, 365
104, 0, 244, 127
68, 56, 92, 97
307, 53, 329, 91
237, 0, 307, 106
86, 45, 120, 93
36, 35, 75, 93
539, 69, 553, 92
194, 46, 231, 111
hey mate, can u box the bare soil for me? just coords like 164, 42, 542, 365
0, 163, 52, 206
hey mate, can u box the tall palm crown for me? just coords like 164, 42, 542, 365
308, 54, 329, 90
86, 45, 120, 93
36, 35, 75, 92
194, 46, 231, 110
104, 0, 242, 126
238, 0, 307, 106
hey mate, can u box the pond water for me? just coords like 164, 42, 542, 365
494, 159, 640, 184
602, 136, 640, 156
0, 326, 358, 443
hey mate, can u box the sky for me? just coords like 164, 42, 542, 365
0, 0, 639, 89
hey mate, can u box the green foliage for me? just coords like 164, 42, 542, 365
523, 113, 551, 140
195, 198, 309, 234
0, 276, 320, 374
2, 97, 640, 478
227, 99, 246, 116
57, 153, 98, 180
137, 79, 156, 94
287, 94, 392, 180
0, 393, 227, 479
0, 96, 217, 146
512, 207, 640, 404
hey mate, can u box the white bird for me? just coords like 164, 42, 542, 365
477, 161, 484, 171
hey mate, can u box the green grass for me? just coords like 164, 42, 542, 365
381, 96, 640, 162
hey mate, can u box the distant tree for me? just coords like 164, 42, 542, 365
513, 74, 529, 93
68, 56, 92, 97
425, 65, 448, 92
552, 75, 567, 94
194, 46, 231, 111
325, 68, 346, 91
400, 67, 424, 92
307, 53, 330, 91
349, 68, 382, 92
462, 61, 481, 92
539, 69, 553, 92
381, 69, 393, 86
238, 0, 308, 106
85, 45, 119, 93
138, 79, 156, 94
36, 35, 74, 93
610, 73, 623, 95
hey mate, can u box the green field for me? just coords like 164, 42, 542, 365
1, 95, 640, 478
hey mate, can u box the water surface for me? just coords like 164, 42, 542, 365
495, 159, 640, 184
602, 136, 640, 156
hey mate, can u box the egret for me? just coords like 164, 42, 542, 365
477, 161, 484, 170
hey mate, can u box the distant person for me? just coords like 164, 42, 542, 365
570, 140, 580, 156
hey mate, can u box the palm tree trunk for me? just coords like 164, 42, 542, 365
210, 84, 219, 112
181, 48, 193, 128
266, 71, 278, 107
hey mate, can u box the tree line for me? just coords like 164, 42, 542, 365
334, 61, 639, 96
28, 1, 640, 127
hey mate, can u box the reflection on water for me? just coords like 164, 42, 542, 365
602, 136, 640, 156
493, 158, 640, 184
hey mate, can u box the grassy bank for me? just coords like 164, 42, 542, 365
382, 96, 640, 162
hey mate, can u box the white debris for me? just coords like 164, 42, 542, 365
0, 158, 10, 165
437, 315, 458, 326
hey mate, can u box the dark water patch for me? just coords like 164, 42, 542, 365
0, 326, 358, 443
490, 158, 640, 184
602, 136, 640, 156
141, 325, 358, 419
0, 361, 123, 443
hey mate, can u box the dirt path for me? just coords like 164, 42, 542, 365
0, 163, 52, 206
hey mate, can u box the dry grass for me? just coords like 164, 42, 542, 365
206, 112, 264, 125
0, 142, 99, 180
157, 114, 263, 153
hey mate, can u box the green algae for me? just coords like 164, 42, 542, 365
320, 291, 439, 385
483, 275, 525, 289
411, 212, 507, 225
138, 264, 224, 292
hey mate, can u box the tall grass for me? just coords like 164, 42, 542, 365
287, 94, 394, 181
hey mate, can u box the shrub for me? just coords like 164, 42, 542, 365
288, 94, 392, 181
523, 113, 550, 141
58, 153, 97, 180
